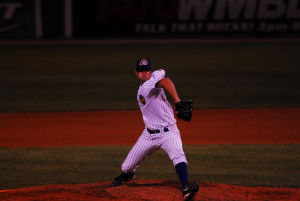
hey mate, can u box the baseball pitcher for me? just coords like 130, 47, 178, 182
110, 58, 198, 201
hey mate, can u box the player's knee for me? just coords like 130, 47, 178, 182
166, 148, 187, 166
171, 152, 187, 166
173, 157, 187, 166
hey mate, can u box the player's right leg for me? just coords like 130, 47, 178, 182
110, 129, 158, 186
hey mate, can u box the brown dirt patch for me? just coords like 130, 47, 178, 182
0, 108, 300, 147
0, 180, 299, 201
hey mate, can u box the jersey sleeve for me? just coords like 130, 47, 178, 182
152, 69, 166, 83
143, 69, 166, 91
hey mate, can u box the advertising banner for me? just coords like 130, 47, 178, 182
0, 0, 36, 39
74, 0, 300, 37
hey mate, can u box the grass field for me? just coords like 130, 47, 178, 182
0, 40, 300, 113
1, 40, 300, 198
0, 144, 299, 190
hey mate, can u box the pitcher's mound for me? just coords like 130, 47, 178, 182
0, 180, 299, 201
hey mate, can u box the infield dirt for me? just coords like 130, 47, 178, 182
1, 108, 299, 147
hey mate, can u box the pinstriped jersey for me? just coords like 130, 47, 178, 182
137, 69, 176, 129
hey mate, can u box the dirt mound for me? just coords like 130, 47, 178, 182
0, 180, 299, 201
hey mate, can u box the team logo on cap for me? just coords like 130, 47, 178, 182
139, 95, 146, 105
139, 59, 148, 66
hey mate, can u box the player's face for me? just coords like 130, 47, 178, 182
136, 70, 151, 82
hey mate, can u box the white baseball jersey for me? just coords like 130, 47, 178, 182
137, 69, 176, 129
121, 69, 187, 173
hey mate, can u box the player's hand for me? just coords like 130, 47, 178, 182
175, 100, 193, 122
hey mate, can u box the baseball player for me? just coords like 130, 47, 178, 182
110, 58, 198, 201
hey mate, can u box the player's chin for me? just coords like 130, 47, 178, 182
141, 76, 150, 81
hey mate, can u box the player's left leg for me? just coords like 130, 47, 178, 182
161, 125, 199, 200
161, 127, 188, 186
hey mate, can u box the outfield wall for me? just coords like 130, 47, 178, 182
1, 0, 300, 39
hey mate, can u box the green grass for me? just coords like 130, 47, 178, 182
0, 41, 300, 113
0, 144, 299, 190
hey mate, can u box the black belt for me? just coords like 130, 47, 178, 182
147, 127, 169, 134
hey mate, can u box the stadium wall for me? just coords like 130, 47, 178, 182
1, 0, 300, 39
